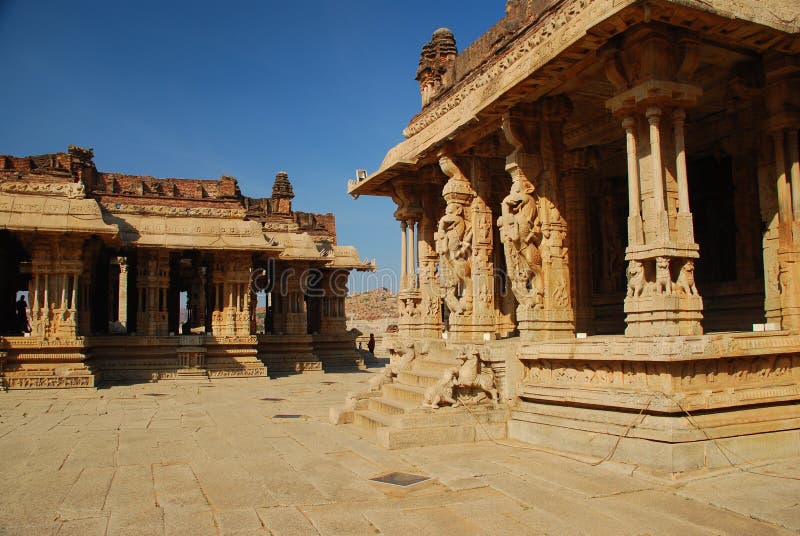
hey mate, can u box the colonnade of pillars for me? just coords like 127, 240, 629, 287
22, 236, 83, 339
17, 244, 350, 340
392, 56, 799, 340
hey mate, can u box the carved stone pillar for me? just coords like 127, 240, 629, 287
468, 157, 496, 339
188, 265, 206, 333
117, 257, 128, 329
763, 53, 800, 331
272, 262, 308, 336
136, 249, 170, 336
416, 180, 444, 338
563, 149, 595, 334
22, 236, 83, 340
400, 220, 408, 290
210, 252, 252, 337
393, 182, 424, 336
500, 97, 575, 341
435, 154, 482, 342
319, 270, 347, 334
407, 219, 418, 289
758, 135, 783, 325
604, 30, 704, 337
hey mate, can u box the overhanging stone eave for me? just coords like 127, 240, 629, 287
393, 0, 799, 163
113, 213, 279, 251
347, 153, 417, 197
0, 194, 119, 238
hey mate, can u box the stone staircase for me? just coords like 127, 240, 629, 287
175, 367, 210, 382
351, 340, 509, 449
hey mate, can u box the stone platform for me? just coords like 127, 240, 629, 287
0, 368, 798, 535
512, 330, 800, 475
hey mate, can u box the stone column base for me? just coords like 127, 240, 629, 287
205, 336, 267, 378
624, 294, 703, 337
257, 334, 320, 374
517, 308, 574, 341
447, 315, 495, 343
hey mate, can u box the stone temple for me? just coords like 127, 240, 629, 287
0, 146, 374, 387
343, 0, 800, 475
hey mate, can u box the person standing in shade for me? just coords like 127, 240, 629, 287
15, 295, 30, 334
367, 333, 376, 355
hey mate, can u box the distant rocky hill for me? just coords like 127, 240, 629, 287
346, 288, 396, 321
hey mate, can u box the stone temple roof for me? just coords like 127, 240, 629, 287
271, 171, 294, 199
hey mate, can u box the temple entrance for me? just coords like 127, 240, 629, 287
688, 153, 764, 331
0, 231, 30, 335
252, 261, 273, 334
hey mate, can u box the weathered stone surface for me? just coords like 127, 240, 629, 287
348, 0, 800, 474
1, 370, 796, 534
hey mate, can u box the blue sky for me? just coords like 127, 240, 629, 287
0, 1, 504, 292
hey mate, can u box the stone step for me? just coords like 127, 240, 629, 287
353, 409, 394, 430
412, 357, 462, 374
397, 369, 442, 388
368, 396, 418, 416
175, 368, 210, 382
382, 382, 426, 404
395, 405, 509, 430
375, 408, 508, 449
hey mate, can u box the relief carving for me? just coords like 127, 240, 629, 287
498, 167, 544, 309
423, 346, 498, 408
435, 156, 474, 315
675, 259, 699, 295
0, 180, 86, 199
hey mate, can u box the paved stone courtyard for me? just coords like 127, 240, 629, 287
1, 366, 798, 535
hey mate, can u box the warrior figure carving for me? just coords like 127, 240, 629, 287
435, 201, 473, 313
497, 167, 544, 309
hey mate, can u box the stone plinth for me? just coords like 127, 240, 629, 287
311, 333, 364, 371
205, 336, 267, 378
517, 308, 575, 342
257, 334, 320, 374
0, 336, 94, 389
624, 294, 704, 337
510, 331, 800, 475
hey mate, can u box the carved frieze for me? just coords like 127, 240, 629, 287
0, 180, 86, 198
101, 203, 247, 219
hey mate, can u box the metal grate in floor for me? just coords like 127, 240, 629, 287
370, 472, 430, 487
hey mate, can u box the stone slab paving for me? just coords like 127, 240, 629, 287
0, 368, 798, 535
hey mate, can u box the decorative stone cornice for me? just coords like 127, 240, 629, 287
101, 203, 247, 219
